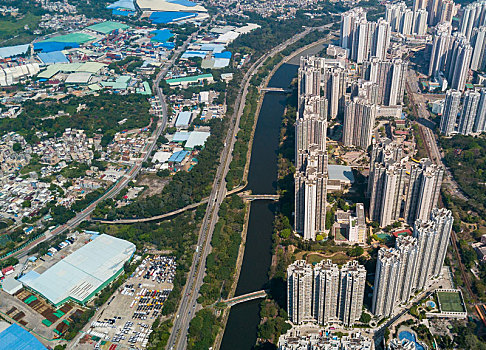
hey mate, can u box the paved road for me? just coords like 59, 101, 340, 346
165, 25, 323, 350
9, 31, 199, 261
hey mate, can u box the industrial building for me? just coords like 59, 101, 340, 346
22, 234, 136, 307
0, 322, 47, 350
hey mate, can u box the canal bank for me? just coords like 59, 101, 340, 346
220, 42, 327, 350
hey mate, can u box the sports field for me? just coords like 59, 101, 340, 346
437, 291, 466, 313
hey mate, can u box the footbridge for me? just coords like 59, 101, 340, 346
238, 194, 280, 201
260, 87, 292, 93
221, 290, 267, 307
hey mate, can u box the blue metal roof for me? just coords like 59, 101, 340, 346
214, 51, 232, 59
33, 42, 79, 53
0, 324, 47, 350
0, 44, 29, 59
38, 51, 69, 64
169, 150, 190, 163
150, 29, 174, 42
149, 11, 198, 24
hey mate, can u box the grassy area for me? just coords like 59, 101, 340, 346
306, 252, 352, 266
0, 13, 42, 45
437, 291, 466, 313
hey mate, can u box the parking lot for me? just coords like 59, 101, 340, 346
79, 255, 176, 349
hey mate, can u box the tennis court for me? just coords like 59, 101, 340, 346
437, 291, 466, 313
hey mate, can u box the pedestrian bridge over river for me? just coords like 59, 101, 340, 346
220, 290, 267, 307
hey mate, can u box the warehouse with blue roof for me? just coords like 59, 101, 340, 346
0, 323, 46, 350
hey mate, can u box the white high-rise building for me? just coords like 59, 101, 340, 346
294, 148, 328, 241
413, 9, 429, 35
340, 8, 391, 63
372, 248, 401, 317
288, 259, 366, 327
413, 0, 427, 12
440, 89, 461, 135
340, 7, 367, 51
460, 0, 486, 41
288, 260, 314, 324
363, 57, 407, 106
313, 260, 340, 325
471, 26, 486, 71
447, 34, 473, 91
372, 210, 454, 318
404, 159, 444, 225
338, 261, 366, 327
395, 235, 418, 304
473, 88, 486, 132
295, 57, 329, 241
343, 97, 377, 149
413, 208, 453, 290
428, 22, 453, 77
458, 90, 481, 135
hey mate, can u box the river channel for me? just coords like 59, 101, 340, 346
220, 43, 325, 350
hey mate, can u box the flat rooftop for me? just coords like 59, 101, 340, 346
23, 234, 135, 306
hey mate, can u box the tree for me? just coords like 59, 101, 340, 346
359, 312, 371, 324
12, 142, 22, 152
348, 245, 364, 257
22, 200, 31, 208
280, 228, 291, 239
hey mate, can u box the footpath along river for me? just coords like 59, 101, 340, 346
220, 42, 325, 350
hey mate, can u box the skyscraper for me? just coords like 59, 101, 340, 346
439, 89, 461, 135
413, 208, 453, 290
288, 259, 366, 327
395, 235, 418, 303
404, 159, 444, 225
438, 0, 456, 24
340, 8, 391, 63
313, 260, 340, 325
367, 138, 404, 196
294, 147, 328, 241
428, 22, 453, 77
471, 26, 486, 71
447, 34, 472, 91
372, 210, 454, 318
458, 90, 480, 135
288, 260, 314, 324
413, 0, 427, 12
413, 9, 429, 35
372, 248, 401, 317
379, 163, 408, 227
338, 261, 366, 327
459, 1, 486, 41
343, 97, 377, 149
340, 7, 367, 51
363, 57, 408, 106
369, 160, 407, 227
473, 88, 486, 132
295, 57, 329, 241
